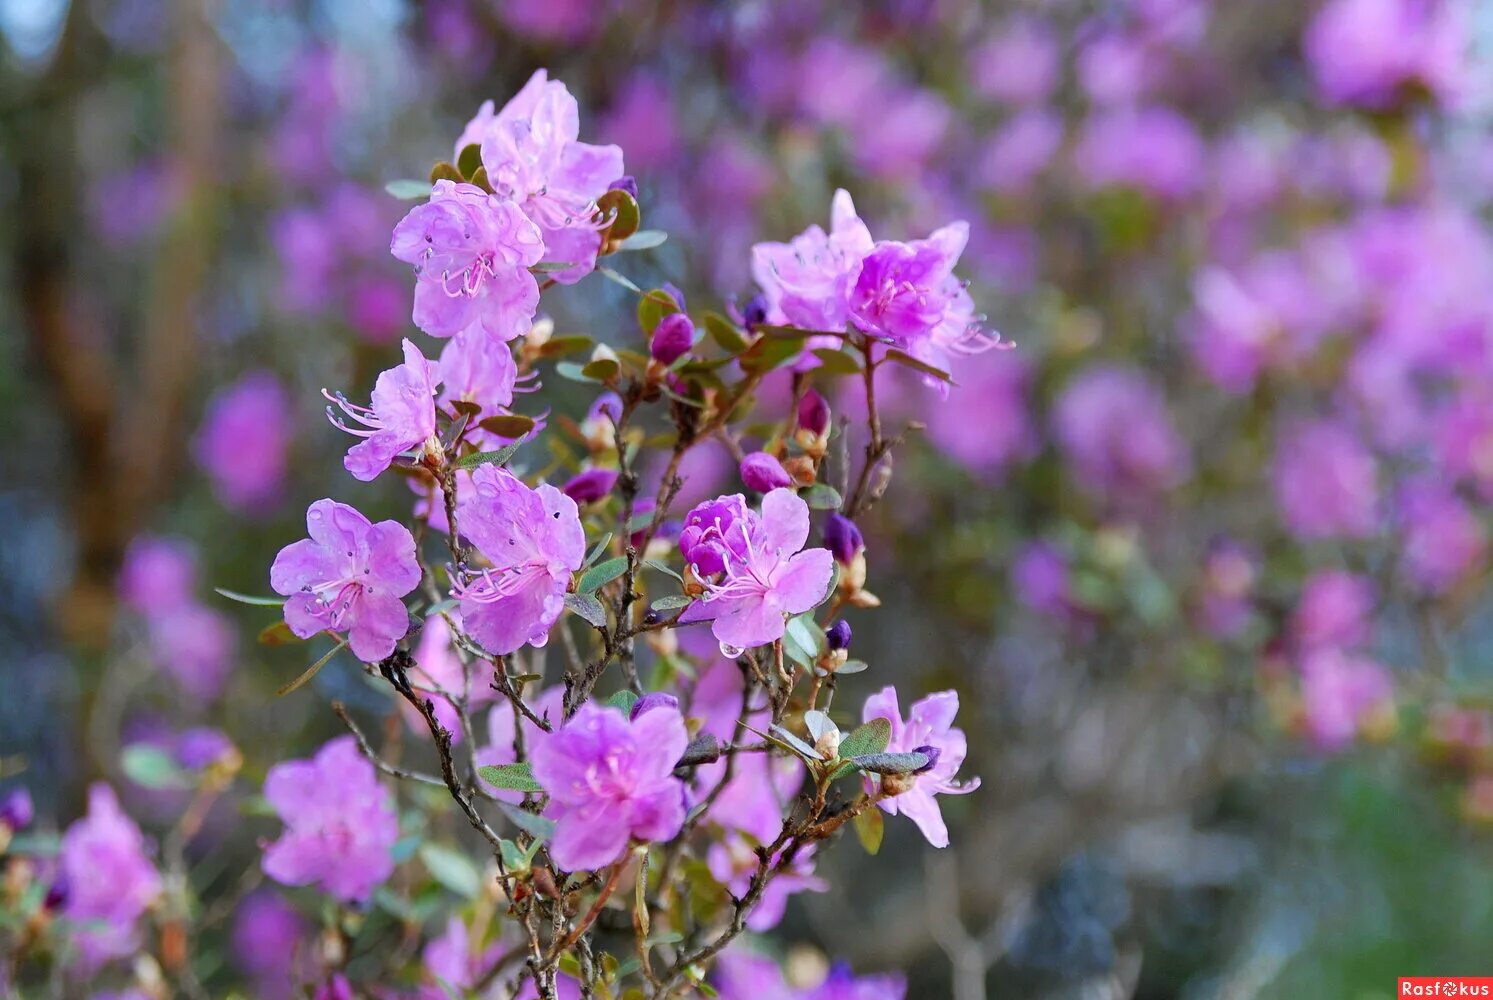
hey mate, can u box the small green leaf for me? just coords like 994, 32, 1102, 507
810, 348, 862, 375
704, 312, 753, 353
276, 638, 348, 697
563, 593, 608, 628
801, 483, 843, 510
598, 266, 642, 293
803, 710, 837, 743
257, 620, 302, 646
215, 588, 285, 607
468, 166, 494, 194
121, 744, 188, 790
537, 333, 594, 357
456, 441, 522, 470
605, 690, 640, 715
582, 533, 615, 569
837, 658, 869, 674
616, 229, 667, 251
577, 556, 629, 595
477, 762, 544, 793
853, 806, 884, 855
643, 559, 683, 582
429, 160, 462, 184
554, 360, 596, 383
385, 179, 432, 200
581, 356, 621, 381
739, 332, 806, 373
883, 348, 954, 384
456, 142, 482, 180
477, 414, 537, 438
419, 842, 482, 899
767, 724, 823, 762
498, 838, 530, 872
783, 614, 826, 668
649, 595, 692, 613
497, 802, 556, 842
636, 289, 681, 336
597, 188, 640, 245
837, 717, 892, 759
849, 751, 929, 775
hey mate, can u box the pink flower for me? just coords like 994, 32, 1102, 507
231, 891, 307, 1000
1298, 649, 1394, 752
261, 736, 399, 902
1397, 480, 1486, 594
714, 951, 906, 1000
193, 371, 292, 514
861, 687, 980, 849
464, 70, 625, 283
751, 189, 872, 334
1293, 571, 1375, 652
58, 784, 162, 973
1273, 419, 1379, 540
1305, 0, 1469, 110
438, 325, 519, 415
678, 489, 835, 654
270, 500, 421, 662
421, 916, 500, 998
1054, 366, 1190, 504
1073, 106, 1203, 201
390, 180, 544, 340
453, 466, 585, 655
147, 603, 235, 702
529, 701, 688, 871
119, 535, 197, 616
324, 339, 440, 482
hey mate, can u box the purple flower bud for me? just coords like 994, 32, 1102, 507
742, 294, 768, 329
798, 388, 831, 438
0, 788, 33, 831
563, 468, 620, 504
912, 744, 941, 774
45, 872, 70, 911
824, 513, 864, 565
826, 619, 852, 651
739, 452, 792, 493
650, 313, 695, 366
661, 282, 687, 314
608, 175, 638, 200
630, 692, 680, 720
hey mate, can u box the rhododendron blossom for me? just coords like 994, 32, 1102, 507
261, 736, 399, 902
453, 466, 585, 655
529, 701, 688, 871
679, 489, 834, 653
325, 338, 440, 482
270, 499, 421, 661
58, 784, 162, 972
862, 686, 979, 848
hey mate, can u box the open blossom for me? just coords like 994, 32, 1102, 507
324, 339, 440, 482
1073, 105, 1204, 200
861, 687, 979, 849
679, 489, 835, 653
529, 701, 688, 871
462, 69, 625, 283
270, 499, 421, 661
714, 951, 906, 1000
59, 784, 162, 972
1305, 0, 1469, 109
1299, 649, 1395, 752
261, 736, 398, 902
438, 325, 518, 416
1273, 419, 1379, 540
390, 180, 544, 340
420, 916, 500, 999
1397, 479, 1486, 594
231, 891, 306, 1000
751, 188, 872, 333
454, 466, 584, 655
1054, 366, 1190, 503
193, 371, 292, 514
1293, 570, 1374, 652
119, 535, 197, 616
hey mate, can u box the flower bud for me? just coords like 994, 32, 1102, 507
0, 788, 33, 833
563, 468, 619, 504
826, 619, 852, 651
630, 692, 681, 720
797, 389, 831, 438
813, 727, 841, 761
742, 294, 768, 329
823, 514, 864, 566
911, 744, 941, 774
44, 872, 70, 911
782, 454, 817, 486
740, 452, 792, 493
662, 282, 687, 314
650, 313, 695, 366
608, 175, 638, 200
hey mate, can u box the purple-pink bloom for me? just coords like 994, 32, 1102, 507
390, 180, 544, 340
1292, 571, 1375, 652
147, 603, 235, 702
1298, 649, 1395, 752
861, 687, 979, 848
421, 915, 499, 998
1273, 419, 1379, 540
1073, 106, 1203, 201
1054, 366, 1190, 503
119, 535, 197, 616
480, 685, 565, 803
0, 787, 33, 831
740, 452, 792, 493
438, 325, 519, 416
1011, 542, 1072, 618
261, 736, 398, 902
714, 951, 906, 1000
529, 701, 688, 871
1397, 480, 1486, 594
193, 371, 292, 514
751, 189, 872, 334
923, 351, 1037, 478
453, 466, 585, 655
324, 338, 440, 482
1304, 0, 1469, 109
465, 70, 625, 283
231, 891, 307, 1000
679, 490, 834, 653
399, 615, 492, 742
678, 494, 755, 577
650, 312, 695, 365
563, 467, 619, 504
59, 784, 162, 972
969, 17, 1060, 105
270, 499, 421, 662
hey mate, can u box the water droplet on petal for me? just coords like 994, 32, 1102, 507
719, 642, 745, 659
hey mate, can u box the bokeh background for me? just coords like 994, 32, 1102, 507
4, 0, 1493, 996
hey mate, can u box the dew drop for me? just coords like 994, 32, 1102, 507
718, 642, 745, 659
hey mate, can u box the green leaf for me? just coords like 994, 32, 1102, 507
649, 595, 692, 613
215, 588, 285, 607
783, 614, 826, 668
276, 638, 348, 697
456, 441, 522, 470
537, 333, 594, 357
477, 762, 544, 793
883, 348, 954, 384
257, 620, 302, 646
577, 555, 629, 595
121, 744, 188, 790
739, 332, 806, 374
581, 356, 621, 381
477, 414, 537, 438
626, 511, 655, 533
468, 165, 494, 194
582, 532, 615, 569
704, 312, 752, 354
767, 724, 823, 762
497, 801, 556, 841
837, 717, 892, 759
853, 806, 884, 855
636, 289, 681, 336
598, 266, 642, 294
837, 658, 869, 674
498, 838, 531, 872
803, 710, 837, 743
643, 559, 683, 582
563, 593, 608, 629
419, 842, 482, 899
555, 360, 596, 383
429, 160, 462, 184
385, 179, 432, 200
849, 751, 929, 775
810, 347, 862, 375
597, 188, 640, 245
801, 483, 842, 510
456, 142, 482, 180
616, 229, 667, 251
605, 690, 640, 715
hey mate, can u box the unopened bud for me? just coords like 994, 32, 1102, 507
740, 451, 792, 493
797, 389, 831, 438
782, 454, 817, 486
650, 313, 695, 366
825, 620, 852, 651
0, 788, 33, 833
563, 467, 619, 504
823, 514, 864, 566
742, 294, 768, 329
814, 728, 841, 761
911, 745, 941, 774
608, 175, 638, 200
630, 692, 681, 720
